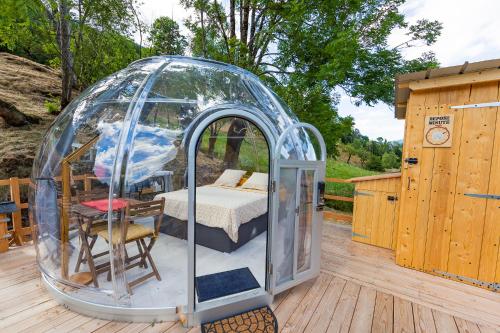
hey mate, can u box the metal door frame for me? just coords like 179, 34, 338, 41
270, 123, 326, 295
185, 107, 276, 326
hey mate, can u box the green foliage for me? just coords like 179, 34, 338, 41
0, 0, 57, 64
341, 129, 402, 171
44, 97, 60, 114
325, 160, 378, 211
182, 0, 442, 158
381, 151, 400, 169
0, 0, 143, 89
149, 17, 187, 56
366, 154, 384, 171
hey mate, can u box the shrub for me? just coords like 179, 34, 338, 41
44, 98, 60, 114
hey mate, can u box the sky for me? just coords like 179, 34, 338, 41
137, 0, 500, 141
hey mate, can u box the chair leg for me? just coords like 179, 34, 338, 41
75, 242, 85, 273
136, 240, 147, 268
81, 231, 99, 288
140, 238, 161, 281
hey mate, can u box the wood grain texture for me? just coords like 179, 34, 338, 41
433, 310, 459, 333
478, 88, 500, 284
304, 277, 346, 333
349, 286, 376, 333
326, 281, 360, 333
1, 225, 499, 332
423, 85, 471, 273
448, 82, 499, 279
396, 91, 427, 267
394, 297, 415, 333
410, 89, 440, 270
412, 304, 437, 333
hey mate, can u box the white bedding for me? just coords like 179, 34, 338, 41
154, 185, 268, 242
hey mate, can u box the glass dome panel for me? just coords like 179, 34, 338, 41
30, 56, 320, 313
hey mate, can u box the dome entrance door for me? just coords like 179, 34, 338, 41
269, 123, 326, 295
185, 110, 275, 326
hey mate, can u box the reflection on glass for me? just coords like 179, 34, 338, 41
297, 170, 315, 273
276, 168, 297, 285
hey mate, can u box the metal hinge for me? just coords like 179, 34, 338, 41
352, 232, 369, 239
268, 263, 273, 275
464, 193, 500, 200
271, 180, 276, 192
354, 191, 373, 197
450, 101, 500, 109
433, 270, 500, 291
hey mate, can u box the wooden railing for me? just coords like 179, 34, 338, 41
0, 174, 94, 252
0, 177, 33, 247
323, 177, 354, 223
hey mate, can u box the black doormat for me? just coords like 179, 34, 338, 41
196, 267, 260, 303
201, 306, 278, 333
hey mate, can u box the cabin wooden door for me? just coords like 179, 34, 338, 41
396, 82, 500, 290
352, 189, 399, 250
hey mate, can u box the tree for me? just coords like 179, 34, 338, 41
149, 17, 187, 55
382, 151, 400, 169
182, 0, 442, 160
34, 0, 143, 110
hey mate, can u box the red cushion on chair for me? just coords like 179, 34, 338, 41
81, 199, 128, 212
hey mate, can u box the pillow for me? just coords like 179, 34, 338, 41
241, 172, 268, 191
213, 169, 247, 187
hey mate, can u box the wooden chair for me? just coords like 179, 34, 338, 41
97, 198, 165, 293
74, 189, 109, 276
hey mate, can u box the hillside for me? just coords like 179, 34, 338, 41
0, 53, 61, 179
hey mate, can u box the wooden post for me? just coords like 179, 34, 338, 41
0, 213, 9, 252
84, 174, 91, 191
60, 136, 99, 279
9, 177, 23, 246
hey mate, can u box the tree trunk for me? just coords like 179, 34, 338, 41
229, 0, 236, 38
58, 0, 73, 110
241, 1, 250, 45
0, 99, 41, 127
207, 123, 219, 158
200, 7, 207, 57
224, 119, 247, 168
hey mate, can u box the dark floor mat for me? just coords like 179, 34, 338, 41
201, 306, 277, 333
196, 267, 260, 302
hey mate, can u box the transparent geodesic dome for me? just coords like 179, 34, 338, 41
30, 56, 320, 319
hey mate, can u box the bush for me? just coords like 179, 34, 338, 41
366, 154, 384, 171
381, 152, 400, 170
44, 98, 60, 114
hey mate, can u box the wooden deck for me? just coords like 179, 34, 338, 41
1, 222, 499, 333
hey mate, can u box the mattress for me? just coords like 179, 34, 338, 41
154, 185, 268, 242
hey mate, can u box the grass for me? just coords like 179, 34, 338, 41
325, 160, 379, 212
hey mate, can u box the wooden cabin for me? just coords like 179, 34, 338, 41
351, 58, 500, 292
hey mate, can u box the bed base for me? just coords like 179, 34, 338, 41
159, 214, 268, 253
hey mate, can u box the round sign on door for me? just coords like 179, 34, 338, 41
423, 114, 454, 147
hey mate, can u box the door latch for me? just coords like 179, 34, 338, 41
404, 157, 418, 165
387, 195, 398, 201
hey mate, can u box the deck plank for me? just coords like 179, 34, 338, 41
454, 318, 481, 333
274, 279, 315, 332
326, 281, 360, 333
433, 310, 459, 333
349, 286, 377, 333
372, 292, 394, 333
394, 297, 415, 333
0, 223, 499, 332
281, 273, 332, 333
305, 277, 346, 333
412, 303, 437, 333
